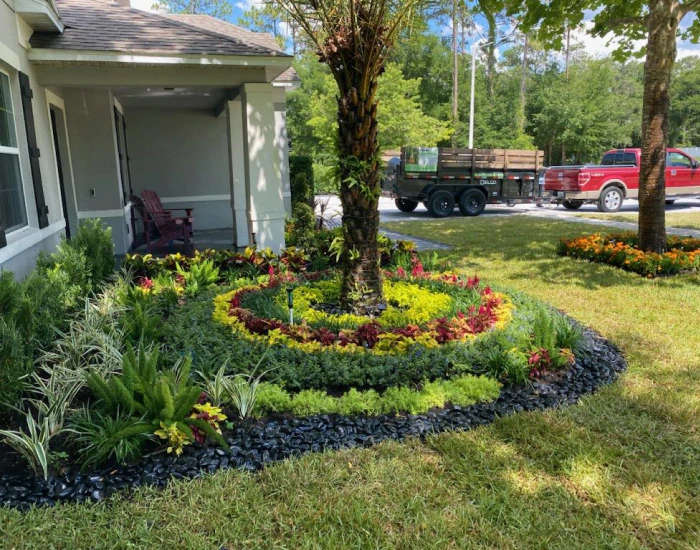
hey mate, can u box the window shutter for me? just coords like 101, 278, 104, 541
0, 220, 6, 248
18, 72, 49, 229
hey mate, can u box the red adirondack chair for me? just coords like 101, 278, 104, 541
136, 190, 194, 254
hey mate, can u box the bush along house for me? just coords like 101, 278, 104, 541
0, 0, 299, 277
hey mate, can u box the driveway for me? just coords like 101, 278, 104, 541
316, 195, 700, 239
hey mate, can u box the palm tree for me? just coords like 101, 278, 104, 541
278, 0, 419, 312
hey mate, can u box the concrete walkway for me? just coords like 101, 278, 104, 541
381, 229, 452, 250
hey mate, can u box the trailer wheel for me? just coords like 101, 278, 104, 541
427, 190, 455, 218
458, 189, 487, 216
395, 198, 419, 213
597, 186, 624, 213
562, 199, 584, 210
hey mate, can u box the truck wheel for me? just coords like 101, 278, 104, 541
458, 189, 487, 216
597, 187, 623, 213
427, 190, 455, 218
562, 199, 584, 210
395, 198, 419, 213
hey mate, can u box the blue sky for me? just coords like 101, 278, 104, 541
130, 0, 700, 60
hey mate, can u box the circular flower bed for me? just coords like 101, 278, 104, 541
213, 272, 512, 355
559, 232, 700, 276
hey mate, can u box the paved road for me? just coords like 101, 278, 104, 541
316, 195, 700, 242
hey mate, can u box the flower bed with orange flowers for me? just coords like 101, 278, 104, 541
559, 232, 700, 277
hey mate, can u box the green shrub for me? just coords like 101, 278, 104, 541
290, 155, 314, 206
69, 408, 153, 468
85, 345, 228, 454
68, 219, 115, 285
37, 219, 115, 294
0, 319, 32, 411
285, 203, 316, 248
255, 383, 293, 414
251, 375, 501, 417
313, 162, 339, 195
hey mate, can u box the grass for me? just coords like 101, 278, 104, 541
2, 216, 699, 549
575, 210, 700, 230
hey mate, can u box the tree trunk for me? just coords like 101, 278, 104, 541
639, 0, 681, 253
565, 27, 571, 78
337, 82, 384, 313
518, 32, 529, 134
485, 11, 497, 97
451, 0, 459, 147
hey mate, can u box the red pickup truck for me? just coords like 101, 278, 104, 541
544, 148, 700, 212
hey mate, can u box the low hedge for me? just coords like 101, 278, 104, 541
253, 375, 502, 417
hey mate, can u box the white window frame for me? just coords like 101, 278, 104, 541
0, 67, 28, 234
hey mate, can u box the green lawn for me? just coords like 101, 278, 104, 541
2, 216, 699, 549
576, 210, 700, 230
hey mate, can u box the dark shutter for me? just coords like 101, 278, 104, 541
18, 72, 49, 229
0, 221, 6, 248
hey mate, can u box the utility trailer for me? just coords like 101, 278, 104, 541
383, 147, 546, 217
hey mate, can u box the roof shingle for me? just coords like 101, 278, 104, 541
30, 0, 290, 58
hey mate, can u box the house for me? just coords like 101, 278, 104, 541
0, 0, 299, 277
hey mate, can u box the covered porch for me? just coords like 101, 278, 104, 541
32, 60, 294, 255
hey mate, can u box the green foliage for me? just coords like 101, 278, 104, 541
286, 203, 316, 248
152, 0, 231, 19
68, 219, 116, 285
0, 265, 85, 412
175, 259, 219, 297
289, 155, 315, 206
69, 408, 152, 468
252, 375, 501, 417
0, 319, 32, 414
305, 65, 452, 162
120, 300, 161, 346
37, 219, 115, 294
0, 414, 52, 479
85, 344, 228, 453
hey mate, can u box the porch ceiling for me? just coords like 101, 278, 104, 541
112, 86, 233, 110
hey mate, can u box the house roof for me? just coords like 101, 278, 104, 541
30, 0, 290, 58
161, 14, 300, 82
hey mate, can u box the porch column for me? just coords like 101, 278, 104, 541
241, 83, 286, 253
226, 98, 250, 249
273, 87, 292, 214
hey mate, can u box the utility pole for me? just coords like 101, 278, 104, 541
452, 0, 459, 147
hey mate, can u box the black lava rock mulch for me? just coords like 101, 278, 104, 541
0, 327, 626, 511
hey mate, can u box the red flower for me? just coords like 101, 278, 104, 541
139, 277, 154, 290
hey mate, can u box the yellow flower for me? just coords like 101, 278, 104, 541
154, 421, 191, 456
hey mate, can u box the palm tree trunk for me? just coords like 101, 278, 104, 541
337, 82, 383, 312
639, 0, 681, 253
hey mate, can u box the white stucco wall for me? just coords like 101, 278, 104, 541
125, 107, 233, 231
0, 3, 67, 277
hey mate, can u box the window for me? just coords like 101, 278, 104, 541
601, 153, 615, 165
622, 153, 637, 165
0, 72, 27, 232
667, 152, 692, 168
